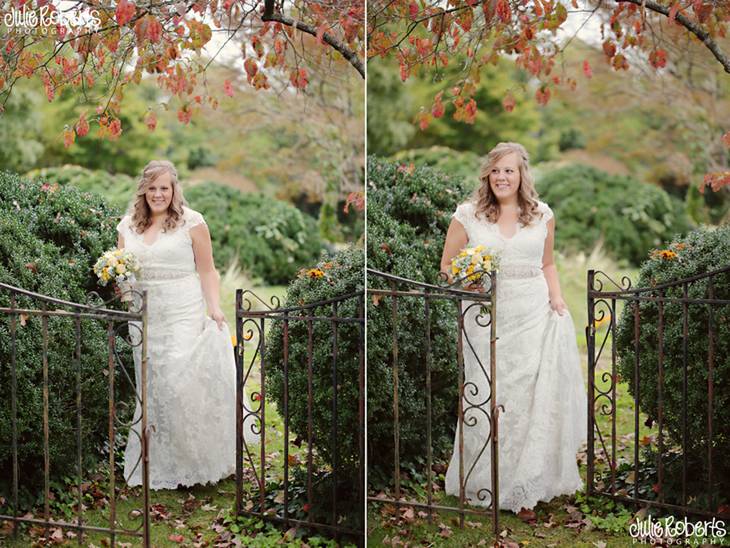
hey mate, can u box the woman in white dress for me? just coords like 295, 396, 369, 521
117, 160, 254, 489
440, 142, 586, 514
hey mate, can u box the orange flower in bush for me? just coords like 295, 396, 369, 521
304, 268, 325, 279
651, 249, 678, 261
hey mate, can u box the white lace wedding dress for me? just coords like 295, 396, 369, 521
117, 206, 256, 489
444, 200, 586, 513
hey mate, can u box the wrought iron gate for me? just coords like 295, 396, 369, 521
0, 282, 150, 546
586, 267, 729, 520
366, 269, 500, 537
235, 288, 365, 544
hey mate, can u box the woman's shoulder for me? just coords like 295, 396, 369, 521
453, 200, 477, 224
116, 214, 132, 233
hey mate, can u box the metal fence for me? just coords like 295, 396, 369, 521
586, 266, 729, 519
366, 269, 500, 536
235, 288, 365, 544
0, 282, 150, 546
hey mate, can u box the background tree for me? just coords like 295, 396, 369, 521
0, 0, 364, 144
368, 0, 729, 191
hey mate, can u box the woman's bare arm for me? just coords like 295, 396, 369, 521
190, 223, 226, 329
542, 217, 566, 315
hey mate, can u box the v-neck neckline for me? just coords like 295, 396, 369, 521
496, 222, 520, 241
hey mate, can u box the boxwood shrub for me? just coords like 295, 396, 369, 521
536, 165, 692, 265
616, 226, 730, 505
184, 183, 323, 285
0, 171, 131, 497
366, 156, 471, 483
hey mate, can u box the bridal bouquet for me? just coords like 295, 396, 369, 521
93, 248, 141, 301
451, 245, 499, 288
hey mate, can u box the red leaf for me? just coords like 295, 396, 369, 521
115, 0, 136, 26
463, 98, 477, 124
168, 534, 184, 543
582, 59, 593, 79
289, 67, 308, 89
146, 17, 162, 43
502, 93, 516, 112
721, 131, 730, 148
416, 110, 431, 131
224, 79, 234, 97
668, 2, 680, 24
431, 91, 445, 118
602, 40, 616, 58
649, 49, 667, 69
496, 0, 511, 23
408, 1, 418, 20
344, 192, 365, 213
75, 113, 89, 137
535, 85, 551, 106
144, 110, 157, 131
316, 23, 328, 44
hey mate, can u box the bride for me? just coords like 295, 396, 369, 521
440, 142, 586, 514
117, 160, 255, 489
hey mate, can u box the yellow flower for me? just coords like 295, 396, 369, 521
116, 264, 126, 274
306, 268, 325, 278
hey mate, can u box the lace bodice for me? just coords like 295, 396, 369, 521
116, 207, 206, 278
453, 201, 553, 270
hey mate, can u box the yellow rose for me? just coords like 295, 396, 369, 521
116, 264, 126, 274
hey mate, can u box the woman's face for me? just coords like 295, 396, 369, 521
488, 152, 521, 203
145, 171, 174, 215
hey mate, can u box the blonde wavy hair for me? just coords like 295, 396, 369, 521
129, 160, 187, 233
473, 142, 541, 226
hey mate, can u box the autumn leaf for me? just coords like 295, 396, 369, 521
649, 49, 667, 69
722, 131, 730, 148
408, 1, 418, 20
431, 91, 445, 118
144, 110, 157, 131
582, 60, 593, 79
535, 86, 551, 106
115, 0, 136, 26
168, 534, 184, 543
63, 126, 75, 148
224, 79, 234, 97
344, 191, 365, 213
416, 110, 431, 130
75, 113, 89, 137
502, 93, 516, 112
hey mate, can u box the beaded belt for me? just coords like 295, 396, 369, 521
498, 265, 543, 279
137, 269, 197, 281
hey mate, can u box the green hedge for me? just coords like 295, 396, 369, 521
0, 171, 131, 497
616, 226, 730, 505
366, 156, 471, 481
26, 165, 136, 212
184, 183, 323, 285
536, 165, 692, 265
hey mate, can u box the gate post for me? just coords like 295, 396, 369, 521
586, 270, 595, 496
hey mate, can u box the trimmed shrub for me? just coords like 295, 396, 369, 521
616, 226, 730, 505
0, 171, 131, 496
184, 183, 323, 285
26, 165, 136, 212
390, 147, 482, 190
536, 165, 692, 265
366, 156, 471, 481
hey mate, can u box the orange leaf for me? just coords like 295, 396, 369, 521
63, 126, 75, 148
502, 93, 516, 112
144, 110, 157, 131
431, 91, 445, 118
721, 131, 730, 148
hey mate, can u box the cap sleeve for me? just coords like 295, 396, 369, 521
538, 201, 554, 223
184, 208, 207, 231
452, 202, 475, 231
116, 215, 131, 235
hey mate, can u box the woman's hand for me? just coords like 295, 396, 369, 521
550, 295, 567, 316
209, 307, 226, 330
